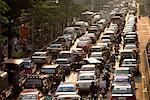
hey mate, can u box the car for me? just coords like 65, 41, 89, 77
77, 73, 97, 91
47, 43, 66, 57
88, 26, 100, 38
74, 21, 87, 37
76, 41, 92, 53
63, 27, 77, 41
111, 75, 134, 86
96, 19, 107, 27
54, 36, 72, 49
54, 83, 79, 98
121, 59, 139, 74
40, 64, 64, 83
22, 58, 37, 75
85, 33, 97, 43
79, 64, 100, 78
113, 67, 132, 77
72, 48, 86, 62
101, 38, 111, 43
57, 94, 81, 100
124, 44, 138, 51
57, 51, 76, 63
23, 74, 52, 94
90, 52, 105, 63
55, 58, 72, 75
123, 37, 138, 48
111, 84, 136, 100
78, 36, 92, 43
119, 49, 137, 66
31, 52, 52, 64
101, 35, 112, 42
63, 34, 75, 45
76, 58, 103, 72
18, 89, 45, 100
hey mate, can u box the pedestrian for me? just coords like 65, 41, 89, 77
45, 92, 52, 100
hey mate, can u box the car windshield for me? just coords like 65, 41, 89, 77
125, 45, 136, 49
56, 38, 66, 42
40, 68, 56, 74
125, 39, 136, 43
91, 53, 102, 57
25, 78, 42, 86
50, 45, 61, 48
112, 88, 133, 94
19, 94, 37, 100
81, 67, 95, 71
57, 86, 75, 92
79, 37, 90, 41
114, 78, 130, 82
32, 54, 46, 56
79, 76, 94, 80
23, 62, 30, 68
114, 70, 130, 74
56, 61, 69, 64
90, 48, 101, 52
123, 60, 137, 64
58, 53, 71, 58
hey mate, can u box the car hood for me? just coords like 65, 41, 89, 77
55, 92, 77, 96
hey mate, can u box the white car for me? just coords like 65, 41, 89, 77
31, 52, 51, 64
57, 94, 81, 100
90, 52, 104, 61
79, 64, 100, 77
121, 59, 139, 74
55, 83, 79, 98
111, 84, 136, 100
77, 73, 97, 91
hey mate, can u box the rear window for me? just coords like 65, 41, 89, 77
32, 54, 46, 56
58, 53, 71, 58
79, 76, 94, 80
112, 88, 132, 94
56, 60, 69, 64
40, 68, 56, 74
57, 86, 75, 92
123, 60, 137, 64
114, 70, 130, 74
81, 67, 95, 71
19, 94, 37, 100
25, 78, 42, 86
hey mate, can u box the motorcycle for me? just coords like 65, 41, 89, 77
88, 93, 98, 100
100, 88, 107, 98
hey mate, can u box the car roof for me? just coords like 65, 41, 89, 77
33, 52, 47, 54
20, 89, 39, 95
82, 64, 96, 67
58, 94, 80, 97
58, 83, 75, 87
59, 51, 72, 54
3, 59, 24, 64
79, 72, 95, 76
42, 64, 59, 68
91, 52, 102, 55
56, 58, 69, 61
115, 67, 130, 70
113, 83, 131, 88
83, 58, 102, 63
123, 59, 136, 61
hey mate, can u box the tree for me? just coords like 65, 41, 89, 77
4, 0, 33, 58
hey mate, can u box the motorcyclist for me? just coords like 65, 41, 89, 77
89, 81, 98, 96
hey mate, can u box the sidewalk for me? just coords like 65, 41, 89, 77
137, 16, 150, 100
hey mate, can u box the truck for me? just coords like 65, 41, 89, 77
0, 71, 12, 100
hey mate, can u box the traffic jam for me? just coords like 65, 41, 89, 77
0, 0, 139, 100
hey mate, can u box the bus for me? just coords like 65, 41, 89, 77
2, 59, 25, 85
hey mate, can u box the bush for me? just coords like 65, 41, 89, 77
13, 50, 27, 58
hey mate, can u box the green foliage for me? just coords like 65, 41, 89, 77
0, 0, 10, 24
0, 35, 7, 45
13, 50, 27, 58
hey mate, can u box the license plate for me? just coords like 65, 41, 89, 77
118, 97, 126, 100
